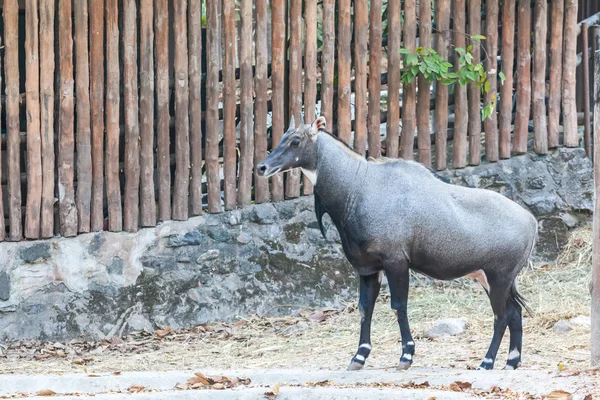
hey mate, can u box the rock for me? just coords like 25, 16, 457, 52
20, 243, 51, 263
252, 204, 279, 225
425, 318, 468, 338
107, 258, 124, 275
207, 227, 230, 242
196, 249, 220, 263
228, 211, 242, 226
167, 231, 205, 247
0, 272, 10, 301
569, 315, 591, 327
553, 320, 573, 334
237, 232, 252, 244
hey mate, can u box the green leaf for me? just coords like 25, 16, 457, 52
499, 71, 506, 85
467, 45, 473, 52
406, 53, 419, 66
465, 53, 473, 65
471, 34, 486, 43
416, 46, 424, 53
484, 80, 490, 93
399, 48, 412, 54
411, 65, 419, 75
455, 47, 466, 55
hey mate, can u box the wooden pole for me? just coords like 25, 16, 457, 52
254, 0, 270, 203
105, 0, 121, 231
533, 0, 548, 155
582, 23, 592, 159
484, 0, 499, 162
499, 0, 515, 160
303, 0, 317, 194
563, 0, 579, 147
368, 0, 382, 158
592, 29, 600, 367
89, 0, 104, 232
140, 0, 156, 226
548, 0, 565, 149
123, 0, 140, 231
223, 0, 237, 209
452, 0, 467, 168
353, 0, 368, 156
337, 0, 352, 143
40, 0, 55, 238
321, 0, 335, 124
417, 0, 432, 166
188, 0, 203, 215
286, 0, 302, 198
435, 0, 450, 170
74, 0, 92, 233
386, 0, 401, 159
156, 0, 171, 220
25, 0, 42, 239
173, 0, 190, 218
400, 0, 417, 160
237, 0, 254, 206
514, 0, 532, 154
468, 0, 482, 165
0, 15, 4, 240
271, 0, 285, 202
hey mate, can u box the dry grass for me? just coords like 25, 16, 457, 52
0, 229, 593, 375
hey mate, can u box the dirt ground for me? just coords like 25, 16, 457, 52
0, 229, 594, 391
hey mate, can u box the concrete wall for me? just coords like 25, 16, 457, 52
0, 148, 592, 340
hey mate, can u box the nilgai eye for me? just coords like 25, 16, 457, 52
290, 137, 301, 147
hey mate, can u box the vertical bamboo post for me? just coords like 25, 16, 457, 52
140, 0, 156, 226
368, 0, 382, 158
206, 0, 222, 212
484, 0, 499, 162
533, 0, 548, 155
188, 0, 203, 215
435, 0, 450, 170
25, 0, 42, 239
271, 0, 285, 202
400, 0, 417, 160
123, 0, 140, 231
254, 0, 270, 203
90, 0, 104, 232
40, 0, 55, 238
74, 0, 92, 233
562, 0, 579, 147
337, 0, 352, 143
468, 0, 482, 165
223, 0, 237, 209
321, 0, 335, 124
548, 0, 565, 149
237, 0, 254, 206
105, 0, 121, 231
417, 0, 432, 166
582, 23, 592, 158
592, 28, 600, 367
286, 0, 302, 197
156, 0, 171, 219
303, 0, 317, 194
514, 0, 532, 154
353, 0, 368, 156
386, 0, 401, 159
452, 0, 467, 168
499, 0, 516, 160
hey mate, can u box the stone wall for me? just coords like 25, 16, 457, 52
0, 148, 592, 340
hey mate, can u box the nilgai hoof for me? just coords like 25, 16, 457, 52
347, 361, 364, 371
397, 361, 412, 371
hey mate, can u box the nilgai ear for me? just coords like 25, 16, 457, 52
289, 115, 296, 130
309, 116, 327, 137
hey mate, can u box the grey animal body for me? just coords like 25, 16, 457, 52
258, 116, 538, 371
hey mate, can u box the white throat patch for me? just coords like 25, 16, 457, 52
301, 168, 317, 185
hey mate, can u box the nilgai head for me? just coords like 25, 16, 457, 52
257, 115, 326, 179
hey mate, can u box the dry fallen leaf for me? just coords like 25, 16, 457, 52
212, 383, 225, 390
127, 385, 146, 393
36, 389, 57, 396
545, 390, 573, 400
264, 382, 281, 399
449, 381, 472, 392
425, 397, 437, 400
155, 328, 174, 338
113, 371, 121, 376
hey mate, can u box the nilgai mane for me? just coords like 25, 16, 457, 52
257, 116, 537, 371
